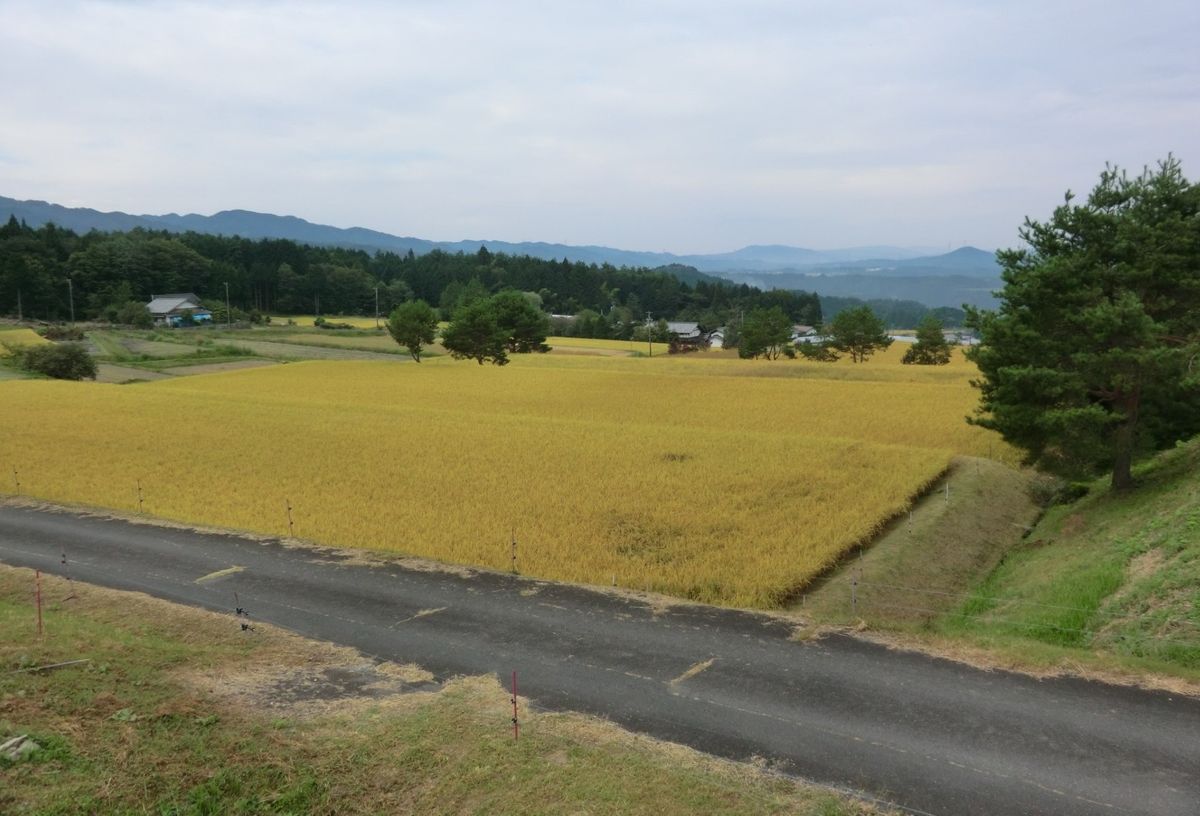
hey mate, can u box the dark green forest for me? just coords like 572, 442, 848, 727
0, 218, 822, 337
819, 296, 964, 328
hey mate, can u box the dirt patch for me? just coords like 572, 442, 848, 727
1061, 513, 1087, 536
184, 661, 440, 718
159, 359, 279, 376
94, 364, 172, 383
1126, 548, 1167, 582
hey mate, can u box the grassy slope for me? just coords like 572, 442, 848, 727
943, 439, 1200, 672
0, 568, 876, 816
801, 441, 1200, 685
799, 456, 1040, 625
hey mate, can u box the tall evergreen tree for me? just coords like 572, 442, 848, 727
827, 305, 892, 363
966, 157, 1200, 490
902, 315, 953, 365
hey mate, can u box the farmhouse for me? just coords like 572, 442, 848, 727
665, 321, 702, 339
665, 321, 710, 353
146, 293, 212, 327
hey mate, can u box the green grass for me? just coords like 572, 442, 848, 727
799, 456, 1040, 626
86, 330, 266, 372
800, 442, 1200, 683
941, 438, 1200, 671
86, 331, 135, 360
0, 568, 875, 815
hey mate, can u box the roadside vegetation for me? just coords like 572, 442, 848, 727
944, 437, 1200, 673
1, 568, 874, 815
800, 440, 1200, 684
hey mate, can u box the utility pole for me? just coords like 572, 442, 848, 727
375, 286, 380, 329
67, 277, 74, 325
646, 312, 652, 357
224, 281, 232, 329
16, 288, 22, 322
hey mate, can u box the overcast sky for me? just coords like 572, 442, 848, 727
1, 1, 1197, 253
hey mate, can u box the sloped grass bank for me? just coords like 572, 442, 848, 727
943, 438, 1200, 674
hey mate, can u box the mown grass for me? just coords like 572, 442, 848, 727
87, 330, 265, 371
799, 456, 1041, 625
0, 568, 874, 816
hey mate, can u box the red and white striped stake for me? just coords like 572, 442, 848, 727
511, 670, 519, 741
35, 569, 43, 638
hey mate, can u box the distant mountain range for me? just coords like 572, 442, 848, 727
0, 194, 1002, 307
1, 194, 995, 271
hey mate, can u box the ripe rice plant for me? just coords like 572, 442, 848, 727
0, 328, 50, 356
0, 354, 1002, 607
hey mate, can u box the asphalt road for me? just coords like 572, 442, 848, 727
2, 504, 1197, 816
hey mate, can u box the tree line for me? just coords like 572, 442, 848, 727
0, 221, 821, 336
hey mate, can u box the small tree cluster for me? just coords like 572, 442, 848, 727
902, 316, 953, 365
7, 342, 96, 380
795, 305, 892, 363
103, 301, 154, 328
441, 290, 552, 366
738, 307, 795, 360
827, 306, 892, 363
386, 299, 439, 362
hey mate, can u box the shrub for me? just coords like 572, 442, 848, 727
39, 325, 85, 341
11, 342, 97, 380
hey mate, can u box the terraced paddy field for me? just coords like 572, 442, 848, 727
0, 326, 50, 355
0, 351, 1004, 607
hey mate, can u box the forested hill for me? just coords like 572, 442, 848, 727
0, 219, 821, 333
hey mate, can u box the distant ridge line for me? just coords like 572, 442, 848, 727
0, 193, 995, 276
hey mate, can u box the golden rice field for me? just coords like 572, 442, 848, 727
544, 336, 668, 355
0, 327, 49, 356
0, 350, 1004, 607
270, 314, 384, 329
267, 330, 665, 357
273, 333, 408, 352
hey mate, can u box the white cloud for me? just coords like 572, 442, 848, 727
0, 0, 1197, 251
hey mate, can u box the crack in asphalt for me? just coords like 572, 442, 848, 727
0, 504, 1197, 816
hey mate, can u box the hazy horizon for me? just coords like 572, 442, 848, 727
1, 1, 1196, 254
